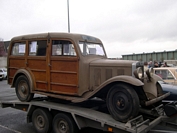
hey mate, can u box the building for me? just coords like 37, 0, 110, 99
0, 41, 9, 67
122, 50, 177, 62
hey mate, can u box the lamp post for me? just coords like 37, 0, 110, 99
67, 0, 70, 33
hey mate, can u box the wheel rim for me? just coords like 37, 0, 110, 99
36, 115, 45, 129
58, 119, 69, 133
113, 92, 130, 112
17, 80, 29, 99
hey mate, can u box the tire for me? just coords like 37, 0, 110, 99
106, 84, 139, 122
32, 108, 52, 133
53, 113, 78, 133
15, 75, 34, 102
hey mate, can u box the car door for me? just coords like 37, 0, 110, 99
27, 40, 48, 91
48, 39, 79, 95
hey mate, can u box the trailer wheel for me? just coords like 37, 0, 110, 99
53, 113, 78, 133
106, 84, 139, 122
15, 75, 34, 102
32, 108, 52, 133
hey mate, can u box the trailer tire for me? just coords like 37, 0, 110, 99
53, 113, 78, 133
106, 84, 139, 122
15, 75, 34, 102
32, 108, 52, 133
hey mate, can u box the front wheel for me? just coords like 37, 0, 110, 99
53, 113, 78, 133
15, 75, 34, 102
106, 84, 139, 122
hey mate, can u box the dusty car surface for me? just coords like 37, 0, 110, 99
8, 32, 170, 122
154, 67, 177, 85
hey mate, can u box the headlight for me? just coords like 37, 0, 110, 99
134, 67, 143, 79
146, 67, 154, 79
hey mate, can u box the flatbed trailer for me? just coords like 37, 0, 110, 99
1, 98, 177, 133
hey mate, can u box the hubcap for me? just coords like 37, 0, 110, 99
37, 115, 45, 128
18, 80, 28, 98
60, 123, 66, 131
117, 98, 125, 108
21, 86, 26, 93
58, 120, 68, 133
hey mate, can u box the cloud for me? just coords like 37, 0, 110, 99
0, 0, 177, 58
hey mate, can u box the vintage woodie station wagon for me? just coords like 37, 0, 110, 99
7, 32, 170, 122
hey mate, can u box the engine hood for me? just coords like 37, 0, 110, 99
90, 58, 139, 67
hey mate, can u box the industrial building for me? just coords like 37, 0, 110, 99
122, 50, 177, 63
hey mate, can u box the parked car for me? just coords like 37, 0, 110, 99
0, 68, 7, 79
159, 80, 177, 101
154, 67, 177, 85
0, 71, 3, 81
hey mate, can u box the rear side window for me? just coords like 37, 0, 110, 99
52, 40, 76, 56
29, 40, 47, 56
11, 42, 26, 55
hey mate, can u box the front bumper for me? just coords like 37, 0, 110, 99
145, 92, 170, 106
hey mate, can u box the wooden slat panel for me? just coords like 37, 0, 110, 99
9, 59, 25, 68
28, 59, 46, 70
36, 82, 47, 91
50, 84, 77, 94
32, 71, 46, 81
51, 72, 77, 84
51, 60, 77, 72
9, 68, 18, 77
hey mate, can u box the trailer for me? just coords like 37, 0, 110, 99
1, 98, 177, 133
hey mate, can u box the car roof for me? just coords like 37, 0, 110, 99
10, 32, 102, 44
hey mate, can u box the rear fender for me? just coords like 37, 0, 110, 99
12, 69, 35, 92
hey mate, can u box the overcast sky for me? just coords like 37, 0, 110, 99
0, 0, 177, 57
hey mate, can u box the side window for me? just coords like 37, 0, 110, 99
167, 71, 174, 79
155, 70, 171, 80
155, 70, 162, 78
29, 40, 47, 56
52, 40, 76, 56
11, 42, 26, 55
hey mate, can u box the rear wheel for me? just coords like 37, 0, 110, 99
15, 75, 34, 102
53, 113, 78, 133
106, 84, 139, 122
32, 108, 52, 133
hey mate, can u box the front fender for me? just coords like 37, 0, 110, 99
80, 75, 144, 100
12, 69, 35, 92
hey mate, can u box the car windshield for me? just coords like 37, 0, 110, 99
79, 42, 105, 56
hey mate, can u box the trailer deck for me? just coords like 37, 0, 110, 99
1, 98, 177, 133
